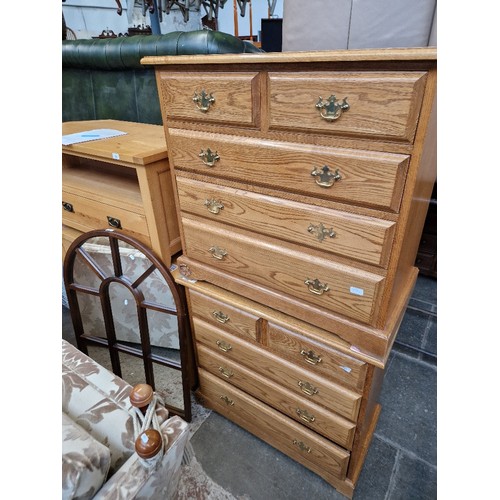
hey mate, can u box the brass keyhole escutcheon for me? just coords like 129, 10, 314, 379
205, 198, 224, 214
209, 246, 228, 260
193, 90, 215, 112
308, 223, 336, 242
311, 166, 342, 188
199, 148, 220, 167
315, 95, 349, 121
304, 278, 330, 296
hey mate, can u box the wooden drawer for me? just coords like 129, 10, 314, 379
183, 215, 385, 326
197, 344, 356, 449
176, 176, 396, 268
193, 317, 361, 421
188, 289, 260, 342
169, 129, 409, 212
265, 323, 367, 392
158, 72, 260, 127
268, 71, 427, 143
198, 368, 351, 480
61, 190, 151, 245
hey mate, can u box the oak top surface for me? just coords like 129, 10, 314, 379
141, 47, 437, 66
62, 119, 167, 165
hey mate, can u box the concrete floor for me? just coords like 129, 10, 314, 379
62, 274, 436, 499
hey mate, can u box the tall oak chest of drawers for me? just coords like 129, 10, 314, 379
143, 48, 437, 498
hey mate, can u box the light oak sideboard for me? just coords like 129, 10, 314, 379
62, 119, 181, 266
143, 48, 437, 498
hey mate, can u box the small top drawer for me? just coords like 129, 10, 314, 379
265, 323, 367, 392
158, 71, 260, 128
188, 289, 260, 342
268, 71, 427, 143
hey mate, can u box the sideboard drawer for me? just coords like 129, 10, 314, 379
183, 216, 385, 326
158, 71, 260, 127
189, 289, 260, 342
176, 176, 396, 268
169, 129, 409, 212
268, 71, 427, 143
61, 190, 150, 244
266, 323, 368, 392
193, 317, 362, 421
198, 368, 351, 480
197, 344, 356, 449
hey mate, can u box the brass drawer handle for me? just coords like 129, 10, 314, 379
298, 380, 319, 396
199, 148, 220, 167
311, 165, 342, 188
216, 340, 232, 352
300, 349, 322, 365
107, 216, 122, 229
205, 198, 224, 214
212, 310, 230, 324
296, 408, 316, 423
220, 395, 234, 406
193, 90, 215, 112
218, 367, 234, 379
308, 223, 336, 242
304, 278, 329, 296
209, 246, 227, 260
292, 439, 311, 454
62, 201, 74, 213
315, 95, 349, 121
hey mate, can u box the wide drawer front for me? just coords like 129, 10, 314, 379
61, 191, 150, 244
197, 344, 356, 449
176, 176, 396, 268
268, 71, 427, 142
198, 368, 351, 480
158, 71, 260, 127
193, 317, 362, 422
188, 289, 260, 342
169, 129, 409, 212
183, 216, 385, 326
265, 323, 368, 392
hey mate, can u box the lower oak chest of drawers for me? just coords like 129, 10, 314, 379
145, 48, 437, 498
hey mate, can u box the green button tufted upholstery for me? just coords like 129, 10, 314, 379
62, 30, 262, 124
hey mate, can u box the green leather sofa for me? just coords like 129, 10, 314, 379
62, 30, 261, 125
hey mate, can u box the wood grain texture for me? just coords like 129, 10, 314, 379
196, 343, 356, 449
169, 128, 409, 212
193, 317, 361, 422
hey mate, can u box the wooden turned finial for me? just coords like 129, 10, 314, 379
130, 383, 154, 411
135, 429, 163, 459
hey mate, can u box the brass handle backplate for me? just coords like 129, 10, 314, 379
298, 380, 319, 396
300, 349, 323, 365
199, 148, 220, 167
311, 166, 342, 188
304, 278, 330, 296
212, 310, 230, 324
218, 367, 234, 379
216, 340, 232, 352
205, 198, 224, 214
220, 395, 234, 406
209, 246, 227, 260
62, 201, 74, 213
292, 439, 311, 454
107, 216, 122, 229
308, 223, 336, 242
315, 95, 349, 121
193, 90, 215, 112
296, 408, 316, 423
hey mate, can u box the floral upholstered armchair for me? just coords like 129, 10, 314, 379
62, 339, 189, 499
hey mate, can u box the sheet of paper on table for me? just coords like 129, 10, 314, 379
62, 129, 128, 146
